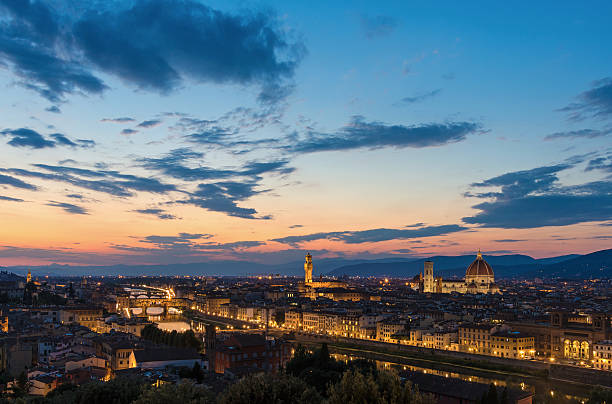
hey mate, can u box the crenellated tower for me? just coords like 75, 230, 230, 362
304, 252, 313, 283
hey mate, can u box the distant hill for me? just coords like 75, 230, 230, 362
524, 249, 611, 279
327, 254, 537, 278
2, 250, 607, 279
326, 251, 608, 279
2, 257, 411, 278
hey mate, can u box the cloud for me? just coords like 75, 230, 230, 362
270, 224, 467, 246
45, 105, 60, 113
101, 117, 135, 123
559, 77, 612, 121
0, 0, 304, 103
46, 201, 88, 215
121, 128, 139, 135
110, 232, 263, 255
139, 148, 292, 181
1, 128, 54, 148
178, 181, 271, 219
136, 119, 162, 129
399, 89, 441, 104
585, 156, 612, 173
289, 224, 303, 229
1, 164, 176, 197
493, 239, 526, 243
463, 163, 612, 228
0, 173, 37, 190
0, 195, 24, 202
544, 128, 612, 140
287, 116, 482, 153
360, 15, 398, 39
134, 208, 178, 220
0, 128, 94, 149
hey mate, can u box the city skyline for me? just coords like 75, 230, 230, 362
1, 0, 611, 267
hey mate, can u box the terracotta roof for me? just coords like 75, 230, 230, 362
134, 348, 200, 363
466, 254, 494, 277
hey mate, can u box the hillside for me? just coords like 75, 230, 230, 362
327, 251, 609, 279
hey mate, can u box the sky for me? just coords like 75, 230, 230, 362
0, 0, 611, 267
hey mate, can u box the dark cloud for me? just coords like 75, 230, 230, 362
0, 0, 304, 103
101, 117, 135, 123
559, 77, 612, 121
139, 148, 292, 181
493, 239, 526, 243
121, 128, 139, 135
1, 128, 54, 148
544, 128, 612, 140
46, 201, 88, 215
45, 105, 60, 113
111, 232, 263, 255
405, 222, 425, 228
0, 173, 37, 190
173, 107, 285, 152
0, 195, 24, 202
134, 208, 178, 220
399, 89, 441, 104
1, 164, 176, 197
178, 181, 270, 219
136, 119, 162, 129
270, 224, 467, 246
287, 116, 482, 153
463, 163, 612, 228
0, 128, 94, 149
65, 193, 83, 199
289, 224, 303, 229
360, 15, 398, 39
465, 164, 569, 200
585, 156, 612, 173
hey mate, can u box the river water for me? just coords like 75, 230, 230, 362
331, 353, 591, 404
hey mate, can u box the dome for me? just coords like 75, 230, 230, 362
466, 250, 493, 277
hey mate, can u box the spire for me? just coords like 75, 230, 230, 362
477, 249, 482, 259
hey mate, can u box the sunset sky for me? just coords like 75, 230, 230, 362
0, 0, 611, 267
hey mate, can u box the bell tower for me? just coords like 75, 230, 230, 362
423, 261, 434, 293
304, 252, 313, 283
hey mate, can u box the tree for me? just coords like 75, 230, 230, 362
44, 376, 147, 404
133, 381, 214, 404
587, 386, 612, 404
9, 371, 30, 398
479, 384, 499, 404
499, 387, 509, 404
327, 369, 435, 404
192, 361, 203, 384
218, 373, 322, 404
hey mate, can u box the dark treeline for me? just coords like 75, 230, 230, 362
140, 324, 201, 350
2, 344, 611, 404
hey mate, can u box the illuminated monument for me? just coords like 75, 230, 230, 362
422, 250, 500, 294
304, 252, 313, 283
299, 253, 347, 292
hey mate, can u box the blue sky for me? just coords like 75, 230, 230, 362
0, 0, 610, 266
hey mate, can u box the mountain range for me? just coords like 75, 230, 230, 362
1, 249, 610, 279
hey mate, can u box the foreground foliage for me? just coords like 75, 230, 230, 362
0, 344, 435, 404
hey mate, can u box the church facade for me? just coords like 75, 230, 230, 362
422, 251, 500, 294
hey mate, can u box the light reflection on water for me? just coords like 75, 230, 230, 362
331, 353, 589, 404
155, 321, 191, 332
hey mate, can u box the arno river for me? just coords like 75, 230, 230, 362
331, 353, 592, 404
